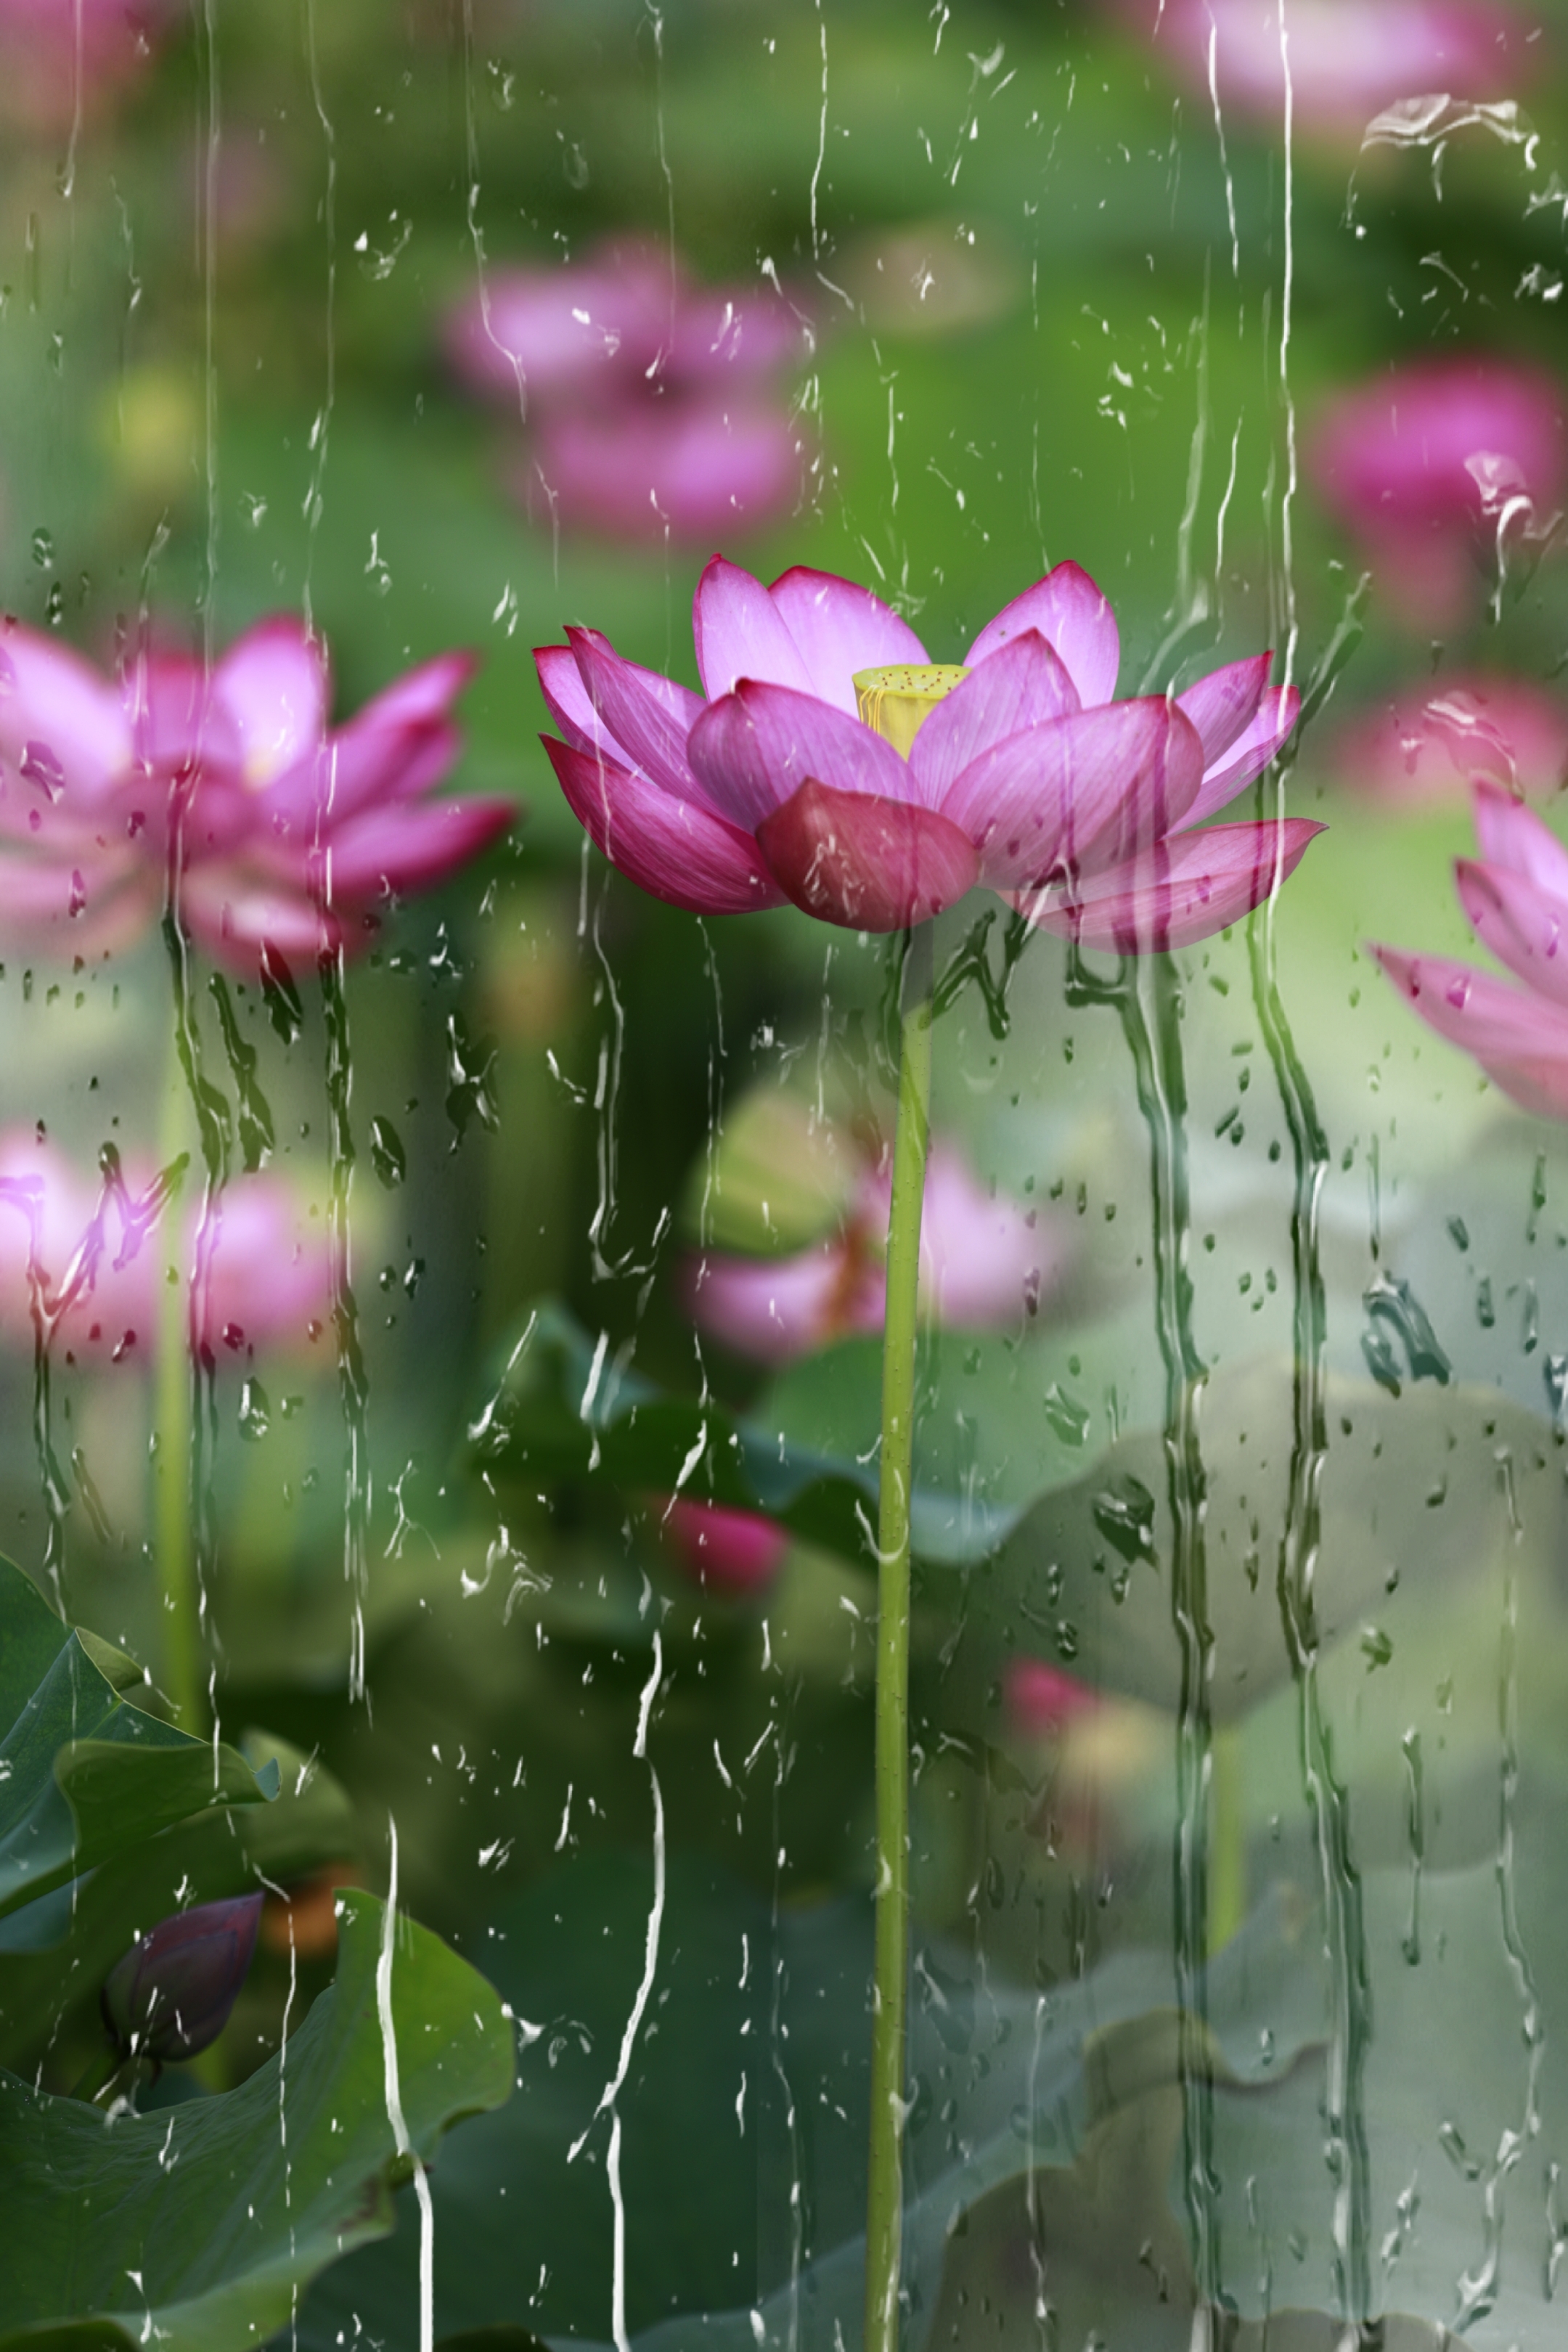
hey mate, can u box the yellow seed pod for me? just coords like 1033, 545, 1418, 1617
853, 664, 971, 758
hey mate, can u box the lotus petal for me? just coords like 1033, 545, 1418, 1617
945, 700, 1204, 889
544, 736, 785, 915
756, 778, 979, 930
567, 626, 707, 799
1175, 653, 1274, 767
690, 678, 913, 830
908, 630, 1080, 801
1471, 778, 1568, 899
1455, 857, 1568, 1009
766, 565, 928, 714
1183, 685, 1302, 823
1018, 818, 1324, 952
0, 626, 133, 799
694, 555, 815, 701
1373, 943, 1568, 1118
323, 796, 516, 898
967, 560, 1119, 707
213, 618, 331, 788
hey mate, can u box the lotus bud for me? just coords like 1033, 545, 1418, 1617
101, 1891, 264, 2065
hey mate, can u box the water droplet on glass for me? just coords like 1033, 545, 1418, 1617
238, 1378, 270, 1442
369, 1116, 407, 1189
30, 528, 52, 571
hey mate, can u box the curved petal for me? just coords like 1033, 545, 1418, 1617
248, 718, 463, 835
1471, 778, 1568, 899
766, 565, 929, 714
918, 1143, 1065, 1326
1373, 943, 1568, 1118
322, 796, 517, 898
212, 617, 330, 787
1184, 685, 1301, 823
347, 649, 475, 740
907, 630, 1080, 802
1455, 857, 1568, 1009
0, 624, 133, 799
689, 679, 913, 831
967, 560, 1119, 707
534, 400, 804, 544
536, 642, 615, 761
544, 735, 785, 915
693, 555, 814, 701
756, 778, 979, 931
1176, 653, 1273, 764
567, 626, 707, 800
944, 700, 1204, 889
682, 1240, 873, 1363
1015, 819, 1325, 953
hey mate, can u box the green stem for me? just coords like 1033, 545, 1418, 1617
153, 1059, 202, 1734
865, 920, 934, 2352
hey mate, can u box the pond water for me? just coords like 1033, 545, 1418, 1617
0, 4, 1566, 2349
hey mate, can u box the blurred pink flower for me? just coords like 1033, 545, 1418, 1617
1323, 676, 1568, 807
1132, 0, 1519, 135
1310, 359, 1567, 631
0, 0, 181, 125
0, 1132, 333, 1364
447, 240, 809, 544
0, 616, 514, 969
1003, 1656, 1101, 1741
684, 1141, 1067, 1366
536, 553, 1314, 940
662, 1497, 788, 1596
1374, 784, 1568, 1116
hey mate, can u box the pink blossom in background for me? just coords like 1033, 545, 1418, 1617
447, 240, 809, 543
1323, 676, 1568, 806
537, 554, 1315, 942
1132, 0, 1520, 136
0, 1135, 161, 1360
0, 0, 181, 125
684, 1141, 1067, 1366
0, 1133, 334, 1363
662, 1498, 788, 1596
0, 616, 515, 969
1374, 785, 1568, 1117
1003, 1656, 1101, 1741
1309, 359, 1567, 632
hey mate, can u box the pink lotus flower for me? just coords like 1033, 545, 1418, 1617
1310, 359, 1567, 631
1132, 0, 1520, 136
1322, 676, 1568, 807
1373, 785, 1568, 1118
1003, 1656, 1101, 1741
0, 616, 515, 969
448, 240, 809, 544
685, 1140, 1067, 1366
536, 555, 1314, 944
0, 1133, 334, 1363
662, 1498, 788, 1596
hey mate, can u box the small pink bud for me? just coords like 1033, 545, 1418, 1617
663, 1497, 788, 1597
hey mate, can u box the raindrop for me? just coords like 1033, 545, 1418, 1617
1090, 1473, 1157, 1566
29, 528, 52, 571
238, 1379, 271, 1442
1042, 1381, 1090, 1445
369, 1116, 407, 1189
1363, 1273, 1452, 1386
1360, 1625, 1393, 1670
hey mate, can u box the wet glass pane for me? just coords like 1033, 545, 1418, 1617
0, 4, 1566, 2348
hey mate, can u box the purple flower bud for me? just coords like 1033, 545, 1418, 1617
101, 1892, 264, 2065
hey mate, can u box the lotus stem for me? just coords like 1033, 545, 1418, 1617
865, 919, 934, 2352
153, 1060, 202, 1735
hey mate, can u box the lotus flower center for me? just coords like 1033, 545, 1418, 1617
854, 663, 970, 758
